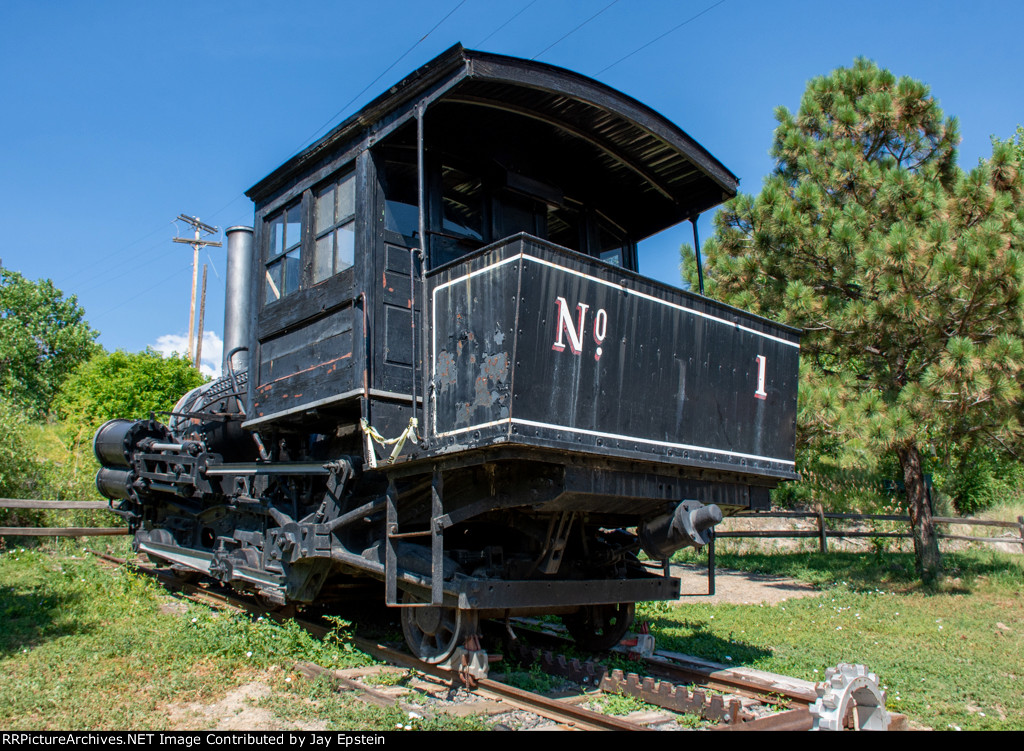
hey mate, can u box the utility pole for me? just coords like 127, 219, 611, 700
195, 264, 208, 370
173, 215, 222, 364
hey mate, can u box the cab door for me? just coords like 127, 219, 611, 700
371, 148, 421, 396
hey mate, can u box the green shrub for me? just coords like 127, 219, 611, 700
54, 349, 206, 431
937, 446, 1024, 516
0, 398, 32, 498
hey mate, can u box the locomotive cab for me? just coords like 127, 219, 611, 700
95, 45, 800, 665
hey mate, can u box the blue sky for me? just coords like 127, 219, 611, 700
2, 1, 1021, 375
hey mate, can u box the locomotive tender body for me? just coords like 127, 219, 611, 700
96, 45, 799, 660
429, 235, 798, 476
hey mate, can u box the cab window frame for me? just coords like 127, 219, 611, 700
313, 169, 357, 285
264, 200, 304, 305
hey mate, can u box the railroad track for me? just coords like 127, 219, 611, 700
87, 550, 653, 730
85, 550, 894, 731
501, 617, 819, 722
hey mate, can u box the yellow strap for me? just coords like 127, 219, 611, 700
360, 417, 419, 465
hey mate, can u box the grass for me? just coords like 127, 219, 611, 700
2, 542, 1020, 731
0, 543, 477, 730
587, 690, 656, 716
638, 548, 1024, 731
361, 668, 411, 687
497, 662, 570, 694
976, 498, 1024, 526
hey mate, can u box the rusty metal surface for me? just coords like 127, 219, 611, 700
507, 620, 816, 706
510, 643, 757, 724
644, 650, 817, 704
711, 708, 814, 732
329, 633, 647, 731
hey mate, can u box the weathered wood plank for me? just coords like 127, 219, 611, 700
932, 516, 1020, 529
0, 499, 109, 510
0, 527, 128, 537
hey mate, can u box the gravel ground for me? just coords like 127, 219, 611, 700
672, 563, 822, 605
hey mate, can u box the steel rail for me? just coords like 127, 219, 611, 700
710, 707, 813, 732
641, 651, 816, 704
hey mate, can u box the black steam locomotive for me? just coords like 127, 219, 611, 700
94, 46, 799, 667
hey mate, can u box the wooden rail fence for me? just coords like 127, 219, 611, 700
3, 498, 1022, 552
0, 498, 128, 537
720, 507, 1024, 553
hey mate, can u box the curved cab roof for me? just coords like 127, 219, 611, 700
248, 44, 738, 238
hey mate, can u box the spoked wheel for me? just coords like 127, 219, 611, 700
400, 590, 478, 664
563, 602, 635, 651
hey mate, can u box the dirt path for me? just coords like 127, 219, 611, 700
671, 564, 821, 605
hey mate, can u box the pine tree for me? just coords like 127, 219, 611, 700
692, 59, 1024, 582
992, 124, 1024, 166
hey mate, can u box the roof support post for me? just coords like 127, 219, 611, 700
691, 215, 704, 295
413, 104, 428, 445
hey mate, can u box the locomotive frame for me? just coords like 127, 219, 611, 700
95, 45, 800, 666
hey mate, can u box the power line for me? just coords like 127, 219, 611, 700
476, 0, 538, 47
70, 237, 174, 296
595, 0, 727, 76
531, 0, 621, 60
292, 1, 468, 157
55, 220, 176, 291
91, 260, 192, 322
95, 2, 470, 269
206, 192, 249, 225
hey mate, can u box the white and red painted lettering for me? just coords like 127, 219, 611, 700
552, 297, 590, 354
552, 297, 608, 360
593, 308, 608, 360
755, 354, 768, 400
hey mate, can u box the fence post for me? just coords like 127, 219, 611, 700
817, 503, 828, 553
707, 529, 716, 596
1018, 516, 1024, 552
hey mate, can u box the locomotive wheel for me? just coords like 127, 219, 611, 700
563, 602, 635, 651
400, 591, 478, 664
